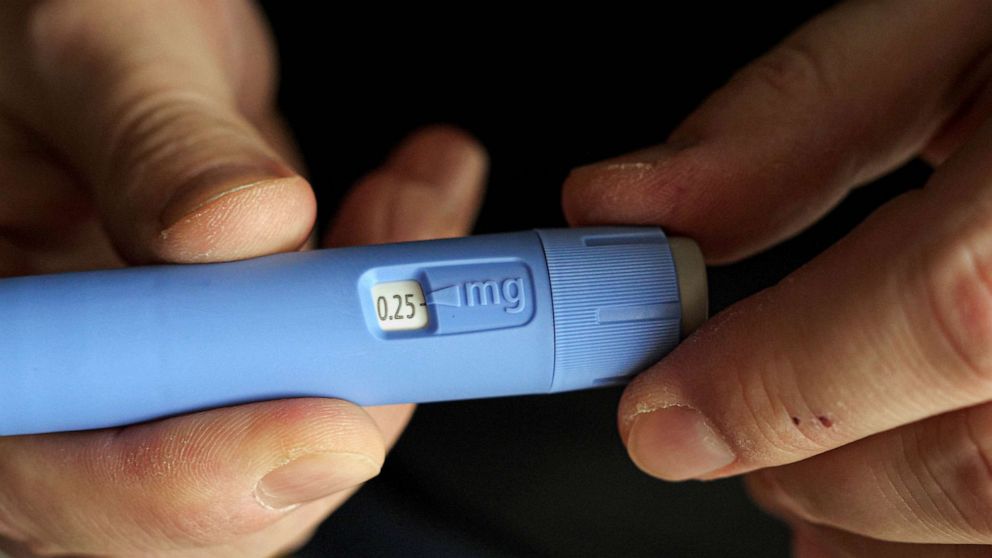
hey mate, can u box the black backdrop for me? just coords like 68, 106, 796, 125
256, 4, 930, 556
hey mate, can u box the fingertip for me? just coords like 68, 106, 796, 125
386, 124, 489, 222
90, 398, 385, 545
624, 405, 737, 481
562, 143, 701, 235
389, 124, 489, 189
155, 175, 316, 263
617, 351, 742, 482
563, 154, 653, 228
215, 397, 388, 468
563, 141, 794, 264
108, 397, 388, 500
326, 124, 489, 248
242, 398, 386, 510
254, 451, 380, 510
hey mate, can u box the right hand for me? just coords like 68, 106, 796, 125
563, 0, 992, 555
0, 1, 486, 556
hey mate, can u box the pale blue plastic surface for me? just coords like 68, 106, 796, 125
538, 229, 682, 392
0, 227, 683, 435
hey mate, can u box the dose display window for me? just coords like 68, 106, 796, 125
371, 280, 429, 331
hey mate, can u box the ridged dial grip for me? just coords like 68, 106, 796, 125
537, 228, 682, 392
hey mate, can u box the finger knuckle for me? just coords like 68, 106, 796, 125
918, 219, 992, 389
102, 87, 247, 196
731, 39, 837, 102
911, 408, 992, 542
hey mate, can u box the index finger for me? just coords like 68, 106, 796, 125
563, 0, 992, 263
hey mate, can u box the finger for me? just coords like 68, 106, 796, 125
790, 523, 989, 558
0, 398, 384, 556
617, 116, 992, 481
69, 126, 483, 557
0, 125, 487, 557
0, 112, 122, 276
0, 1, 315, 264
746, 400, 992, 545
326, 125, 487, 247
562, 0, 992, 262
0, 487, 340, 558
156, 496, 348, 558
748, 472, 990, 556
326, 124, 488, 447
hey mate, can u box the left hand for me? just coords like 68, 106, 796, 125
564, 1, 992, 555
0, 3, 485, 556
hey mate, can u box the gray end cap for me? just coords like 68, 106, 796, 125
668, 237, 708, 337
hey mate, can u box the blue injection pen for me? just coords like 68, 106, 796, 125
0, 227, 707, 436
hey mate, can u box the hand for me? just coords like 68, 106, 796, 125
0, 2, 485, 556
564, 0, 992, 555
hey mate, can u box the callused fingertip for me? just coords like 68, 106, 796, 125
254, 451, 382, 511
562, 144, 688, 227
159, 159, 297, 230
391, 124, 489, 187
626, 405, 736, 481
156, 174, 316, 263
573, 143, 683, 173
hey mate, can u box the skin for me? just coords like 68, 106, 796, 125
5, 1, 992, 557
0, 1, 485, 556
563, 0, 992, 555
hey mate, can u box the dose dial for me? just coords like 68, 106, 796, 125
371, 280, 429, 331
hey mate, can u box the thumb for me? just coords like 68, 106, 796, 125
0, 398, 385, 556
3, 1, 314, 263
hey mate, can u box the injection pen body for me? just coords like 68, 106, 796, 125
0, 227, 706, 436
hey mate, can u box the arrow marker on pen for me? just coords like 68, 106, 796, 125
426, 284, 461, 307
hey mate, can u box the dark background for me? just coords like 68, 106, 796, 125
257, 4, 930, 556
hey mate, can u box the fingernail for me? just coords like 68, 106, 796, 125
160, 159, 295, 230
255, 452, 381, 510
627, 405, 735, 481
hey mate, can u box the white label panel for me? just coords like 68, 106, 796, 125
371, 280, 429, 331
